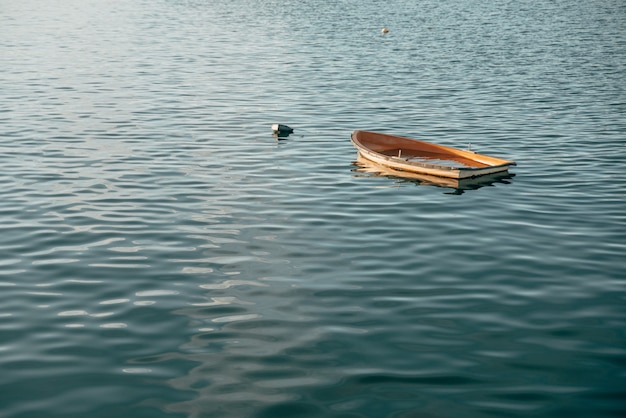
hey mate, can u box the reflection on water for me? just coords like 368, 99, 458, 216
352, 155, 515, 193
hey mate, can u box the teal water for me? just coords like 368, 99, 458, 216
1, 0, 625, 417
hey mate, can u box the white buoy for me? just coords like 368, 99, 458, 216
381, 27, 389, 34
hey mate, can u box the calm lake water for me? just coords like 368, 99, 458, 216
1, 0, 625, 417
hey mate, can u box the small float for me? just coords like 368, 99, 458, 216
272, 123, 294, 139
351, 130, 516, 180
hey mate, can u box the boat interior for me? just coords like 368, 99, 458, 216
380, 148, 488, 168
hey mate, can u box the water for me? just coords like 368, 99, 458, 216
1, 0, 625, 417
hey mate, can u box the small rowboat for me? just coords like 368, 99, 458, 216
351, 130, 516, 180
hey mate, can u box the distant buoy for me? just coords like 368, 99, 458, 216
381, 27, 389, 34
271, 123, 294, 139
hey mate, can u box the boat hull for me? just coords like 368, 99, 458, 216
351, 130, 516, 179
354, 155, 513, 189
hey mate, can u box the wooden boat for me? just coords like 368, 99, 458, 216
351, 130, 516, 179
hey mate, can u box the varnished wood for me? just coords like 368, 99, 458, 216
351, 130, 516, 179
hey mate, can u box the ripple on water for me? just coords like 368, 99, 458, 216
1, 0, 625, 417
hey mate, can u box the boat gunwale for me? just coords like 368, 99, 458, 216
353, 154, 514, 189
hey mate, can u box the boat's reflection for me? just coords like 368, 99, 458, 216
352, 155, 514, 193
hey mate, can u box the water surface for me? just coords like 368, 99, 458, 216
1, 0, 625, 417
